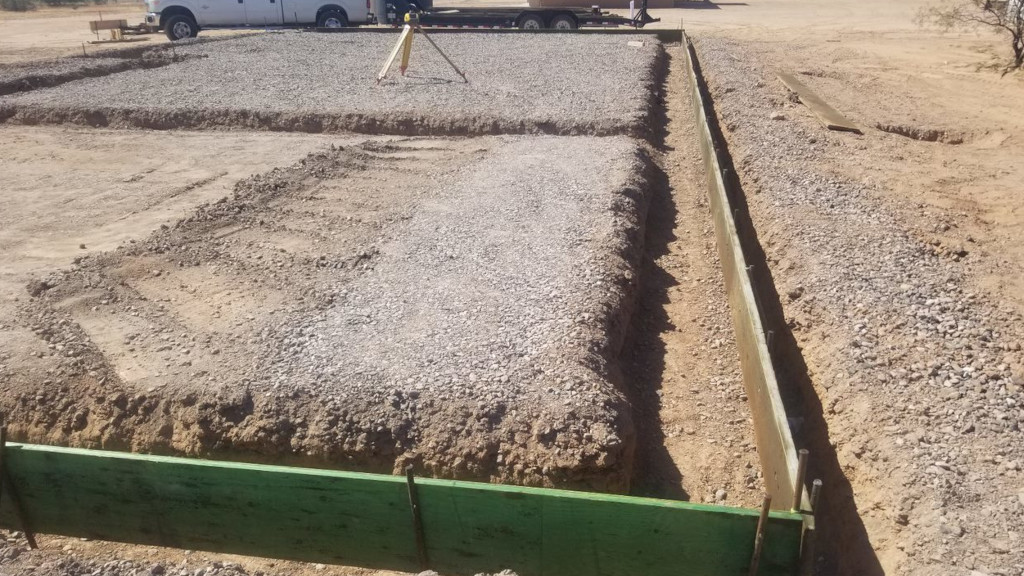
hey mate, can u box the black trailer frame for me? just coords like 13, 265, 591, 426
380, 0, 658, 29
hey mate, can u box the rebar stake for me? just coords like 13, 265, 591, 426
792, 448, 809, 511
809, 478, 822, 510
405, 465, 429, 570
748, 494, 772, 576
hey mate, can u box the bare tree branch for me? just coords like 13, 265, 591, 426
919, 0, 1024, 68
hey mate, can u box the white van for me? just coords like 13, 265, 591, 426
144, 0, 372, 40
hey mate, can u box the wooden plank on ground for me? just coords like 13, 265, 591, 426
90, 19, 128, 32
777, 71, 862, 134
0, 443, 807, 576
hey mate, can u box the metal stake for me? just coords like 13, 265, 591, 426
792, 448, 809, 511
748, 495, 772, 576
0, 427, 38, 549
405, 465, 429, 570
809, 478, 822, 510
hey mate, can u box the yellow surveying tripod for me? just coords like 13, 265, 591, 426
376, 12, 468, 84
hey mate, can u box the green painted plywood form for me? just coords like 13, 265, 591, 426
0, 443, 806, 575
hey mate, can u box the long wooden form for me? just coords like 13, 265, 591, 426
776, 72, 862, 134
0, 443, 805, 575
681, 35, 806, 512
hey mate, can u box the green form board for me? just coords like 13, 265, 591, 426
0, 443, 805, 576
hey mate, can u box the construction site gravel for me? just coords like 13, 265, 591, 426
0, 31, 678, 492
3, 134, 651, 491
0, 43, 197, 96
0, 32, 663, 136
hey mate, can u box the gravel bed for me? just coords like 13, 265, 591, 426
0, 46, 196, 97
5, 135, 650, 491
0, 57, 138, 96
0, 31, 663, 136
694, 37, 1023, 576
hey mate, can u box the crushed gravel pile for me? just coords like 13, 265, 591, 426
694, 37, 1023, 575
5, 135, 650, 491
0, 57, 137, 96
0, 31, 663, 136
0, 47, 194, 96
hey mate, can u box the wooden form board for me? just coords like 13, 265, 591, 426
0, 443, 805, 576
90, 19, 128, 32
682, 37, 808, 513
776, 72, 862, 134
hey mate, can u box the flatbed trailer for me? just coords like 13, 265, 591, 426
377, 0, 658, 29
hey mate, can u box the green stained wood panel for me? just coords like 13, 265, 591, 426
0, 444, 805, 576
417, 480, 803, 576
0, 443, 421, 571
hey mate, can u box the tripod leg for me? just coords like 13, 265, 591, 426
377, 24, 414, 83
400, 28, 414, 75
416, 26, 468, 83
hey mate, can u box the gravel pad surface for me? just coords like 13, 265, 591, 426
0, 31, 662, 136
0, 57, 137, 96
6, 135, 650, 490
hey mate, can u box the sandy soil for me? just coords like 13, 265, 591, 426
0, 126, 341, 405
0, 3, 251, 64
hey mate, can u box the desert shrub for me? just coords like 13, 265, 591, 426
0, 0, 36, 11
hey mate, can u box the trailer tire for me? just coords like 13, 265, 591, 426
550, 14, 577, 30
517, 13, 545, 29
164, 14, 199, 41
316, 9, 349, 28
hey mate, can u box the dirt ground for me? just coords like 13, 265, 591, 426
0, 2, 250, 64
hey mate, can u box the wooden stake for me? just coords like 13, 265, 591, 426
748, 495, 771, 576
0, 427, 38, 549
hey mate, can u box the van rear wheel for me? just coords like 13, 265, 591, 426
164, 14, 199, 41
317, 9, 349, 28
